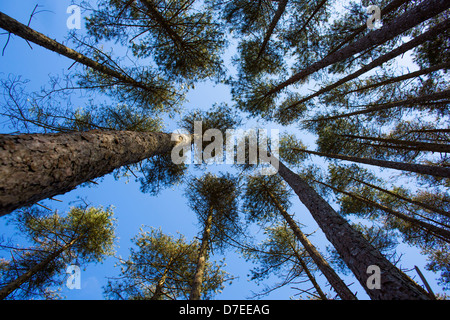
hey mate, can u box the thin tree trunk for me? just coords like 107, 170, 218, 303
311, 89, 450, 122
291, 147, 450, 178
150, 263, 171, 300
139, 0, 185, 46
281, 19, 450, 113
289, 243, 328, 300
340, 134, 450, 153
346, 61, 450, 95
316, 179, 450, 243
0, 130, 185, 216
0, 237, 78, 300
276, 160, 431, 299
293, 0, 327, 38
255, 0, 288, 60
189, 208, 214, 300
262, 0, 450, 98
0, 11, 151, 92
266, 190, 357, 300
351, 177, 450, 219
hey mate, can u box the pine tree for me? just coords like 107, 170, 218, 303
104, 227, 228, 300
86, 0, 226, 82
0, 205, 116, 299
184, 173, 241, 300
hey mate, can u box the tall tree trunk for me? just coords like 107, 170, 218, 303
276, 160, 431, 299
291, 147, 450, 178
315, 180, 450, 243
312, 89, 450, 122
340, 134, 450, 153
0, 237, 79, 300
0, 130, 185, 216
255, 0, 288, 60
262, 0, 450, 98
266, 190, 357, 300
281, 18, 450, 113
0, 11, 153, 92
189, 208, 214, 300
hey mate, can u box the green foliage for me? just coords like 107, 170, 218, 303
86, 0, 227, 82
242, 174, 291, 223
0, 205, 116, 299
185, 172, 242, 252
139, 153, 187, 196
279, 133, 309, 167
104, 227, 228, 299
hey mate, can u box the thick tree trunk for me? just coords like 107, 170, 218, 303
0, 130, 183, 216
292, 147, 450, 178
0, 11, 151, 92
325, 0, 409, 56
267, 191, 357, 300
0, 237, 78, 300
276, 160, 431, 299
263, 0, 450, 97
189, 208, 213, 300
282, 18, 450, 112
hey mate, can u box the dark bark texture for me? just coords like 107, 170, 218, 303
277, 160, 431, 300
0, 130, 178, 216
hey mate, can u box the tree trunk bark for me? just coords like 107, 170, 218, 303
0, 237, 78, 300
0, 130, 184, 216
263, 0, 450, 97
325, 0, 409, 56
0, 11, 151, 92
276, 160, 431, 300
189, 208, 214, 300
267, 190, 357, 300
292, 147, 450, 178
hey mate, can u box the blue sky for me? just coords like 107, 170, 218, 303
0, 0, 445, 300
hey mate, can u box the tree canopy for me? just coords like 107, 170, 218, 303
0, 0, 449, 300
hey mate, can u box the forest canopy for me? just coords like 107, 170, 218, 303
0, 0, 449, 301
